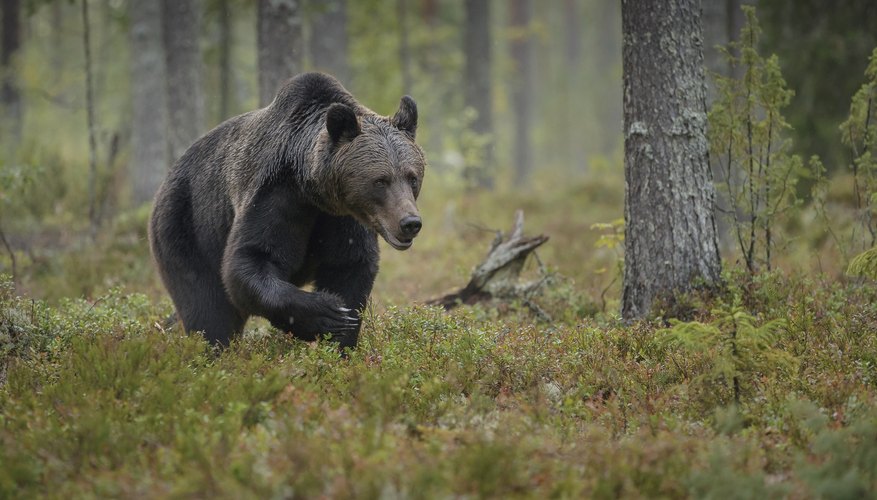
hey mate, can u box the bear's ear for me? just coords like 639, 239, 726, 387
391, 95, 418, 138
326, 103, 361, 143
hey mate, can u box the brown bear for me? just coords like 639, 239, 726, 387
148, 73, 426, 349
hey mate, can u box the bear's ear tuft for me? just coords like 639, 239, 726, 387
391, 96, 418, 138
326, 103, 361, 143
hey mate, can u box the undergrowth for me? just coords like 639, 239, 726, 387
2, 272, 877, 497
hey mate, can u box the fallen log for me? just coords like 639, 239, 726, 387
427, 210, 551, 318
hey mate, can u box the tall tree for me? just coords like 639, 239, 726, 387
464, 0, 494, 185
81, 0, 98, 232
51, 0, 64, 83
397, 0, 413, 96
215, 0, 233, 120
163, 0, 204, 162
129, 0, 169, 205
509, 0, 534, 186
419, 0, 444, 157
562, 0, 587, 172
1, 0, 22, 144
621, 0, 721, 320
257, 0, 303, 107
309, 0, 349, 84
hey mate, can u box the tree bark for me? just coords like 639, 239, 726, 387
621, 0, 722, 321
216, 0, 233, 120
464, 0, 494, 185
419, 0, 444, 158
51, 0, 64, 83
398, 0, 412, 96
563, 0, 583, 172
129, 0, 169, 206
509, 0, 534, 186
309, 0, 349, 85
82, 0, 99, 233
257, 0, 303, 107
1, 0, 22, 144
163, 0, 204, 163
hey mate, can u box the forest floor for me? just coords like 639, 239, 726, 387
2, 173, 876, 497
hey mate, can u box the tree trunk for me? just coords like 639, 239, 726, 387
257, 0, 303, 107
1, 0, 22, 145
82, 0, 99, 233
163, 0, 204, 163
419, 0, 444, 159
216, 0, 233, 120
464, 0, 494, 186
129, 0, 169, 206
309, 0, 349, 85
398, 0, 412, 96
621, 0, 722, 321
51, 0, 64, 83
563, 0, 583, 172
509, 0, 533, 186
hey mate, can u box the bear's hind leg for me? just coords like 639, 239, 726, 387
162, 265, 246, 346
174, 281, 246, 346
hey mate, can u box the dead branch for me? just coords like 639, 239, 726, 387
427, 210, 550, 314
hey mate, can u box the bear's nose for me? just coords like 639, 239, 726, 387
400, 215, 422, 238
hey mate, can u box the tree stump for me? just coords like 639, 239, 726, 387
427, 210, 550, 317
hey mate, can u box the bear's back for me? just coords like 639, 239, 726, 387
268, 73, 362, 116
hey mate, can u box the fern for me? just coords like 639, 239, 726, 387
658, 301, 797, 405
847, 246, 877, 280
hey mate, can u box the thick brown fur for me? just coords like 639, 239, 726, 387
149, 73, 426, 348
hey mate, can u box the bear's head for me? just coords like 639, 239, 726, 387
323, 96, 426, 250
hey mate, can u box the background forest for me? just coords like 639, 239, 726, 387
2, 0, 877, 497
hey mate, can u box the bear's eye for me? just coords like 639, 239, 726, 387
374, 178, 390, 189
408, 175, 418, 190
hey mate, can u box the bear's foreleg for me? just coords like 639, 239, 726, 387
313, 258, 378, 349
311, 215, 380, 349
221, 243, 359, 343
221, 191, 359, 343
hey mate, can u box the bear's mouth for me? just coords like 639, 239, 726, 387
382, 231, 413, 251
375, 222, 414, 251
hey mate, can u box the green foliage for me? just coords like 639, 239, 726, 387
709, 6, 810, 273
453, 107, 495, 190
758, 0, 877, 169
839, 47, 877, 250
0, 161, 39, 214
658, 299, 797, 405
590, 218, 624, 312
847, 246, 877, 280
687, 437, 788, 499
811, 47, 877, 269
2, 272, 877, 496
790, 399, 877, 499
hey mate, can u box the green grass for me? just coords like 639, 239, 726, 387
2, 267, 877, 497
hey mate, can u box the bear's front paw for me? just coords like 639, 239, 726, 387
289, 292, 359, 340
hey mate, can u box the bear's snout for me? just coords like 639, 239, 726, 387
400, 215, 422, 239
